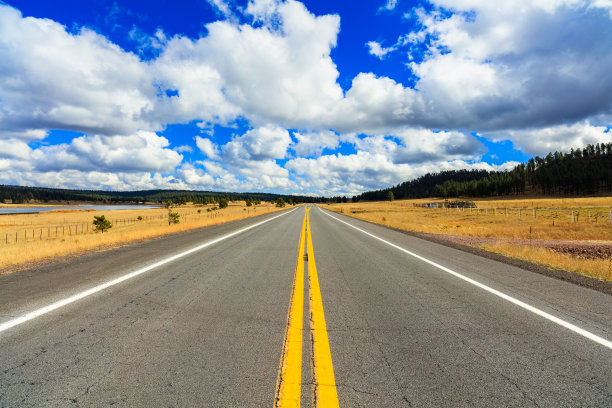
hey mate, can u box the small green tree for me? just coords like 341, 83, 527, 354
245, 198, 253, 207
387, 191, 394, 201
93, 215, 112, 233
169, 212, 180, 224
275, 198, 286, 208
219, 198, 229, 208
166, 201, 180, 225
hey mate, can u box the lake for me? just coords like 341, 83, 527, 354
0, 205, 161, 215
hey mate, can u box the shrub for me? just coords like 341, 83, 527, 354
93, 215, 112, 233
169, 212, 180, 224
219, 198, 229, 208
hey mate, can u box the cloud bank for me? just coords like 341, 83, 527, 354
0, 0, 610, 195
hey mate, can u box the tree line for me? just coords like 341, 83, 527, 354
353, 142, 612, 201
0, 186, 320, 205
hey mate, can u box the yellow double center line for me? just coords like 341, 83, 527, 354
274, 206, 340, 408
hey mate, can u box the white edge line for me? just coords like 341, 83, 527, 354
0, 208, 298, 334
317, 207, 612, 350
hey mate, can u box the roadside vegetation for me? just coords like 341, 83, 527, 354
326, 197, 612, 281
0, 201, 291, 273
93, 215, 112, 233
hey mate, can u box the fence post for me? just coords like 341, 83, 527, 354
505, 208, 507, 217
519, 209, 521, 219
533, 208, 535, 218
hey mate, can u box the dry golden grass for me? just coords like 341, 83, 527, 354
326, 197, 612, 281
327, 198, 612, 240
480, 243, 612, 281
471, 196, 612, 208
0, 202, 289, 272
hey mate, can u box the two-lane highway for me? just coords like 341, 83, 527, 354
1, 209, 302, 407
1, 205, 610, 407
309, 207, 611, 407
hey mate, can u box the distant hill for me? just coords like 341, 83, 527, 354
0, 186, 324, 205
352, 142, 612, 202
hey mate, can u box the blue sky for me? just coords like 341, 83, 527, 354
0, 0, 610, 196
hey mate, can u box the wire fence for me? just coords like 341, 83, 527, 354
429, 205, 612, 225
0, 208, 250, 245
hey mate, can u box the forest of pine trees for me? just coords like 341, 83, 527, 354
353, 143, 612, 201
0, 186, 319, 205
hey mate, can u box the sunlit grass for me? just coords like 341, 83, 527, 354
326, 197, 612, 281
480, 243, 612, 281
326, 198, 612, 240
0, 202, 288, 271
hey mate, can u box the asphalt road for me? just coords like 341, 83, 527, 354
1, 205, 610, 407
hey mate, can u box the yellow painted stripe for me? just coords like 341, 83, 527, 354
274, 210, 307, 408
306, 208, 340, 408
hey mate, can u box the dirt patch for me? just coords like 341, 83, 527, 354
549, 246, 612, 260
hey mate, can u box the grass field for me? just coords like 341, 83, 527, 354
0, 202, 288, 272
325, 197, 612, 281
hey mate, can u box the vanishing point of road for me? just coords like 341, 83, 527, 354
1, 205, 610, 407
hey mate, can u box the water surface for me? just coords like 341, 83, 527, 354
0, 205, 161, 215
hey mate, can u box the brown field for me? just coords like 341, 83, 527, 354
0, 202, 289, 272
325, 197, 612, 281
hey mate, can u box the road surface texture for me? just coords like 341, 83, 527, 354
1, 205, 610, 407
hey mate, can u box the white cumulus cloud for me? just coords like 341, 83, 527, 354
292, 130, 339, 157
30, 131, 182, 173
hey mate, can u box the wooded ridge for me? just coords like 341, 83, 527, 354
352, 143, 612, 202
